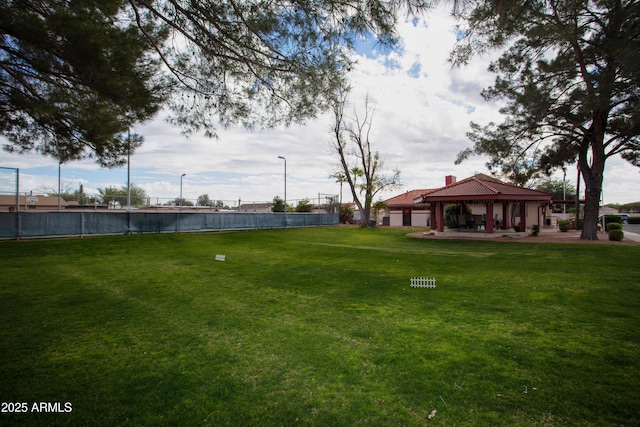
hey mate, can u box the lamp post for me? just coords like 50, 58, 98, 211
278, 156, 286, 228
180, 173, 186, 209
58, 161, 61, 211
126, 130, 131, 212
562, 165, 567, 216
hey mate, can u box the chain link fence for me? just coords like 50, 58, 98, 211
0, 211, 339, 239
0, 190, 339, 213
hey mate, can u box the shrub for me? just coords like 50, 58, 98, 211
531, 224, 540, 236
629, 216, 640, 224
558, 219, 571, 232
339, 205, 354, 224
608, 229, 624, 241
272, 196, 285, 212
606, 222, 622, 231
295, 198, 313, 212
604, 214, 622, 225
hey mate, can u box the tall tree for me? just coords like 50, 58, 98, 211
196, 194, 212, 206
330, 87, 402, 228
295, 198, 313, 212
2, 0, 434, 164
1, 0, 168, 167
98, 184, 148, 208
330, 171, 348, 205
452, 0, 640, 240
271, 196, 286, 213
537, 178, 577, 202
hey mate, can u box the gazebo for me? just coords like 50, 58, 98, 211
419, 174, 553, 234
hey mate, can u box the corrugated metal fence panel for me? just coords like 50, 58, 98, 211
0, 211, 339, 239
19, 211, 83, 237
84, 212, 129, 235
131, 212, 177, 233
0, 213, 17, 238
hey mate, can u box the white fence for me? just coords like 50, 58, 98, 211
410, 277, 437, 288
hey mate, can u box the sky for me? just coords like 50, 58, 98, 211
1, 6, 639, 207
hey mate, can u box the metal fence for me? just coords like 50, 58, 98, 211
0, 211, 339, 239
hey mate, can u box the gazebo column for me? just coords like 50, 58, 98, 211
436, 202, 445, 232
502, 203, 510, 230
486, 202, 494, 234
429, 203, 436, 229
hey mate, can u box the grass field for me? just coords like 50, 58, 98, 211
1, 227, 639, 426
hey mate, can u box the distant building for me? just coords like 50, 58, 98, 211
239, 202, 273, 213
0, 194, 79, 211
382, 189, 435, 227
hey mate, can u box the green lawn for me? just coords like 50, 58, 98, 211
1, 227, 639, 426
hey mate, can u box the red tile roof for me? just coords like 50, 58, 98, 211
385, 189, 435, 207
421, 174, 552, 202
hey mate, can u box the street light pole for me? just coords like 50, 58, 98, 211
278, 156, 286, 228
562, 166, 567, 217
57, 162, 61, 211
127, 130, 131, 212
180, 173, 186, 209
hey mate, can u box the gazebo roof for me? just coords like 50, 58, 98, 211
420, 174, 552, 203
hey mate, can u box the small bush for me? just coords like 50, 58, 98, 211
629, 216, 640, 224
608, 229, 624, 241
295, 198, 313, 212
531, 224, 540, 236
339, 205, 354, 224
558, 219, 570, 232
606, 222, 622, 231
604, 214, 622, 225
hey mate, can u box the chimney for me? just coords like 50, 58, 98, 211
445, 175, 456, 186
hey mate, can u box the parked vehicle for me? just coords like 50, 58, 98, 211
598, 213, 629, 224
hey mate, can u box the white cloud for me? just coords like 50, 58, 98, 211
1, 7, 639, 205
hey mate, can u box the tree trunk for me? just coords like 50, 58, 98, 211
358, 189, 372, 228
574, 167, 581, 230
580, 173, 602, 240
579, 114, 607, 240
360, 205, 374, 227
